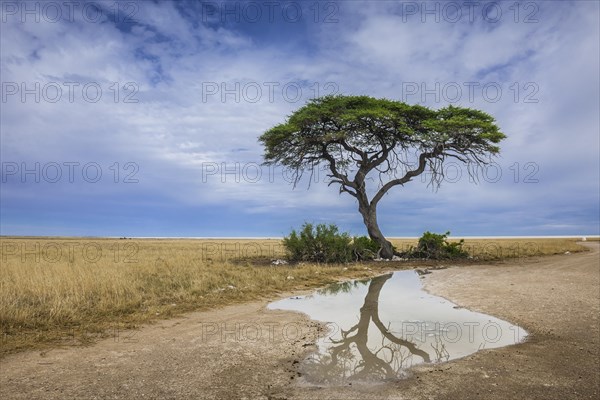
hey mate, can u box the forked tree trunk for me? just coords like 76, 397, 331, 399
358, 203, 394, 259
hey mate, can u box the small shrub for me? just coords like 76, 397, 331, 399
404, 231, 469, 260
283, 223, 353, 263
350, 236, 380, 260
283, 224, 379, 263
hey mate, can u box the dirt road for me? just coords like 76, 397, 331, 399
1, 243, 598, 399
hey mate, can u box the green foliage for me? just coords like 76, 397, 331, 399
405, 231, 469, 260
283, 223, 352, 263
259, 95, 506, 177
350, 236, 381, 261
283, 223, 379, 263
317, 279, 370, 295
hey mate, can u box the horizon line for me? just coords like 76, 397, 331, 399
1, 235, 598, 240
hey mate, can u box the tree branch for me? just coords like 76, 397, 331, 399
370, 145, 444, 207
321, 145, 358, 197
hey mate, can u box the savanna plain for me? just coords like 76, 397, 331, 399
0, 237, 598, 400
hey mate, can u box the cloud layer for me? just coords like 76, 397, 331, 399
1, 1, 598, 237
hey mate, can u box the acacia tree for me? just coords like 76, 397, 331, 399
259, 95, 505, 259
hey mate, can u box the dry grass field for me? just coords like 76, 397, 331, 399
389, 237, 591, 259
0, 236, 591, 357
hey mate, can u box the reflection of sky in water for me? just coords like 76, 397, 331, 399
268, 271, 527, 384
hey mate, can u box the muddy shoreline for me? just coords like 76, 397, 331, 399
1, 243, 598, 399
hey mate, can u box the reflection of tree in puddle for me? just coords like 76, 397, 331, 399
316, 278, 370, 296
303, 274, 443, 384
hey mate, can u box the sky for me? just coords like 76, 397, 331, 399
1, 0, 599, 238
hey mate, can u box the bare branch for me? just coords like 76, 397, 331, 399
370, 145, 444, 207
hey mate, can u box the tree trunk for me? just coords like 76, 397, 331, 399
358, 203, 394, 259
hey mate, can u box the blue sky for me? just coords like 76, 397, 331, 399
1, 0, 599, 237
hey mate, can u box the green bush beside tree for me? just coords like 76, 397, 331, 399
403, 231, 469, 260
283, 223, 380, 263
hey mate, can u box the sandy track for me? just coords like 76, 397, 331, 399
1, 243, 598, 399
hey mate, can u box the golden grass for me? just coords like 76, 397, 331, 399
389, 237, 588, 260
0, 237, 590, 356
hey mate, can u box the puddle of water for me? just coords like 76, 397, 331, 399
267, 271, 528, 385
